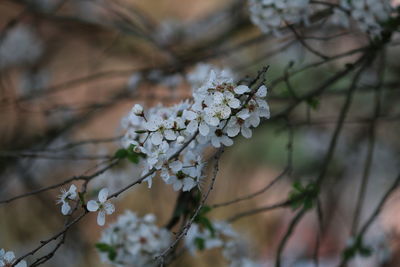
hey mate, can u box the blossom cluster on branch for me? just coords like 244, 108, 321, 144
248, 0, 311, 35
97, 212, 260, 267
97, 211, 171, 267
249, 0, 397, 38
0, 249, 26, 267
121, 65, 270, 191
335, 0, 394, 37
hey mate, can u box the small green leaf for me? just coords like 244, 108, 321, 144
306, 98, 320, 110
194, 237, 205, 250
95, 243, 117, 261
78, 192, 85, 204
127, 153, 139, 164
197, 216, 215, 237
359, 246, 372, 257
292, 181, 303, 192
114, 149, 128, 159
199, 206, 212, 215
343, 247, 356, 260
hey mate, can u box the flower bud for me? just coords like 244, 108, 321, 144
132, 104, 144, 116
176, 135, 185, 144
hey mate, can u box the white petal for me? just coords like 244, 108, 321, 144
172, 181, 182, 191
199, 122, 209, 136
145, 121, 158, 131
97, 211, 106, 226
259, 107, 270, 118
98, 188, 109, 203
61, 202, 71, 215
237, 109, 250, 120
205, 115, 219, 126
87, 200, 99, 212
151, 132, 163, 145
4, 251, 15, 262
16, 260, 27, 267
170, 161, 182, 172
234, 85, 250, 94
186, 120, 198, 133
69, 184, 77, 195
250, 115, 260, 127
211, 137, 221, 148
183, 110, 197, 120
221, 136, 234, 146
213, 92, 224, 104
241, 127, 252, 139
104, 202, 115, 215
256, 99, 268, 109
228, 98, 240, 109
183, 179, 196, 191
164, 129, 176, 140
145, 176, 153, 188
220, 105, 231, 119
256, 85, 267, 97
227, 126, 240, 137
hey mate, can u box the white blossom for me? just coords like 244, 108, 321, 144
87, 188, 115, 226
0, 24, 43, 69
97, 211, 171, 267
166, 170, 197, 191
0, 249, 27, 267
249, 0, 310, 35
209, 126, 234, 148
176, 135, 185, 144
132, 104, 144, 116
226, 110, 252, 138
121, 66, 270, 191
334, 0, 394, 37
57, 184, 78, 215
185, 221, 237, 254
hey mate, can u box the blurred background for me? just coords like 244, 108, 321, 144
1, 0, 400, 266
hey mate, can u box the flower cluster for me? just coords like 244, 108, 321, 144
335, 0, 393, 37
0, 24, 43, 69
0, 249, 26, 267
97, 211, 171, 267
185, 221, 261, 266
248, 0, 310, 35
121, 66, 270, 191
185, 221, 237, 254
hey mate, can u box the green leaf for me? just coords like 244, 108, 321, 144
127, 153, 139, 164
199, 206, 212, 216
95, 243, 117, 261
292, 181, 304, 192
359, 246, 373, 257
78, 192, 85, 204
306, 98, 320, 110
114, 149, 128, 159
197, 216, 215, 237
194, 237, 205, 250
343, 247, 356, 260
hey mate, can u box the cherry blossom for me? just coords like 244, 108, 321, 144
87, 188, 115, 226
97, 211, 171, 267
0, 249, 27, 267
57, 184, 78, 215
120, 65, 270, 191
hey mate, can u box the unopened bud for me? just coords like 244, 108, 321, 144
176, 136, 185, 144
132, 104, 144, 116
